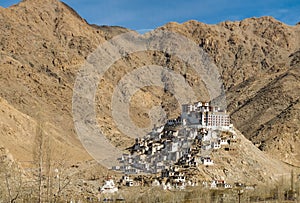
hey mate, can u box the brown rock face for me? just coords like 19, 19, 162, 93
0, 0, 299, 171
0, 0, 128, 162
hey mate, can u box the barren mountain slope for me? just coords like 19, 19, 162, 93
196, 128, 291, 184
0, 0, 129, 162
0, 96, 88, 164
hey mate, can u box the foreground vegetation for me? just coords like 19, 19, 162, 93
1, 167, 299, 203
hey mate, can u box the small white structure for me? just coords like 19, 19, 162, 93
202, 143, 211, 150
173, 131, 179, 137
212, 142, 221, 149
224, 183, 232, 189
170, 143, 178, 152
202, 157, 214, 166
210, 180, 231, 189
122, 175, 134, 187
152, 179, 160, 187
210, 180, 217, 188
112, 166, 120, 170
100, 178, 118, 194
126, 180, 134, 187
154, 125, 164, 133
162, 182, 173, 190
220, 138, 229, 145
174, 176, 185, 183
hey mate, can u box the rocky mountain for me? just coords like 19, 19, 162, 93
0, 0, 128, 163
0, 0, 299, 183
162, 18, 300, 166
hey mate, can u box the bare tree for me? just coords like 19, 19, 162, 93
51, 150, 72, 203
32, 116, 72, 202
0, 149, 23, 203
32, 112, 55, 202
33, 118, 45, 203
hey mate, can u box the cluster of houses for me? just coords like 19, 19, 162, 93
101, 175, 253, 194
114, 170, 198, 191
202, 179, 232, 189
111, 101, 239, 190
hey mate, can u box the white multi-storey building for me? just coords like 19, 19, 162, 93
181, 102, 230, 129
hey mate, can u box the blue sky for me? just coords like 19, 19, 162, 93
1, 0, 300, 31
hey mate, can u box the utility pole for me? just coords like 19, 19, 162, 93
290, 170, 295, 201
238, 189, 243, 203
291, 170, 294, 192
